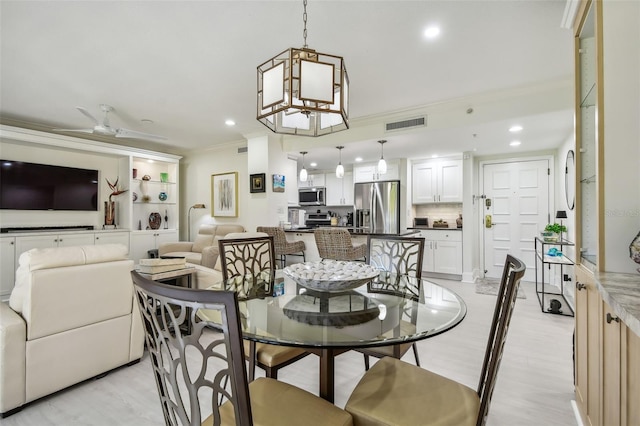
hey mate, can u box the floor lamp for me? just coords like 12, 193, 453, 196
188, 204, 206, 241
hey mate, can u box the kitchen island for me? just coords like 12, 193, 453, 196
284, 227, 420, 264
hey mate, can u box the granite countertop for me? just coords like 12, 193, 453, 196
284, 227, 419, 237
593, 271, 640, 337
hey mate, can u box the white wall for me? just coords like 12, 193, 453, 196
602, 0, 640, 273
180, 134, 293, 239
179, 143, 248, 240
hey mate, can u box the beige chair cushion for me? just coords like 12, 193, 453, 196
211, 377, 353, 426
242, 341, 307, 367
345, 357, 479, 426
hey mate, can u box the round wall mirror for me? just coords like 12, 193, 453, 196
565, 150, 576, 210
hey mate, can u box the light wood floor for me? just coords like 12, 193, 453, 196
1, 279, 577, 426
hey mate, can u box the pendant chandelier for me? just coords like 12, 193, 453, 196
377, 140, 387, 174
299, 151, 309, 182
257, 0, 349, 137
335, 146, 344, 178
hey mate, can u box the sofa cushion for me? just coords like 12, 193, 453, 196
192, 234, 214, 254
10, 244, 129, 313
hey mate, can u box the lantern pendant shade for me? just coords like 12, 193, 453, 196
257, 47, 349, 137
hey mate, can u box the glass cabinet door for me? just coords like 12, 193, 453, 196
576, 2, 599, 267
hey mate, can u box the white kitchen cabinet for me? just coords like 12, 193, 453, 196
354, 160, 399, 182
412, 159, 462, 204
325, 172, 354, 206
419, 230, 462, 276
0, 237, 16, 300
299, 173, 325, 188
130, 230, 178, 263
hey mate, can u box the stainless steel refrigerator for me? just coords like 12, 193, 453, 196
354, 180, 400, 234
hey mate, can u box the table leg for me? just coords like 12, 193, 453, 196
248, 340, 257, 382
319, 348, 335, 403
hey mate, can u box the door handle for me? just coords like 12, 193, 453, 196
485, 215, 493, 228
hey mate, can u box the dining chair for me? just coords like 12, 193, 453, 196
131, 271, 353, 426
216, 233, 310, 381
314, 228, 366, 261
344, 254, 526, 426
256, 226, 305, 268
356, 235, 425, 370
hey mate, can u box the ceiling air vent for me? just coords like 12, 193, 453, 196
237, 147, 248, 154
385, 116, 426, 132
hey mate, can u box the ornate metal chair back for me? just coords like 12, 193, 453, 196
217, 235, 276, 299
476, 254, 526, 426
131, 271, 253, 426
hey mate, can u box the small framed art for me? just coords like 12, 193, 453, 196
272, 174, 285, 193
250, 173, 266, 193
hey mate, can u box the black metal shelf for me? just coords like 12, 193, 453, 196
534, 237, 575, 317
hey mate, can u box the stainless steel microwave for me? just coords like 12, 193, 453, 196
298, 187, 326, 206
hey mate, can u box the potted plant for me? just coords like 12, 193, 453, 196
541, 223, 567, 242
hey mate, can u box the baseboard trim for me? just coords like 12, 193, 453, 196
570, 400, 584, 426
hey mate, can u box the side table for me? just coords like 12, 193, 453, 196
136, 266, 197, 332
534, 237, 574, 316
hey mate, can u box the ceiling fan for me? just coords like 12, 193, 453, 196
54, 104, 167, 141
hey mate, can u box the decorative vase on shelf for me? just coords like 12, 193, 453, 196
104, 201, 116, 227
149, 212, 162, 230
164, 210, 169, 229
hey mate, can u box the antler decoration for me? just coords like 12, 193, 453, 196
106, 177, 128, 202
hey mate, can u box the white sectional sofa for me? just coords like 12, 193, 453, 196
0, 244, 145, 417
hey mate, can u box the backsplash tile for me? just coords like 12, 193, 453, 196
415, 203, 463, 228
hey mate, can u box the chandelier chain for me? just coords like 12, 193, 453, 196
302, 0, 308, 48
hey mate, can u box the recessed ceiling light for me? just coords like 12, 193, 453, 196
509, 125, 523, 133
510, 141, 521, 147
225, 119, 236, 126
310, 162, 317, 167
141, 119, 154, 124
431, 154, 438, 158
424, 26, 441, 39
147, 159, 154, 163
355, 157, 363, 162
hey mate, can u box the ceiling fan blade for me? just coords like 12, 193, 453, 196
53, 128, 95, 134
115, 128, 167, 141
76, 107, 100, 126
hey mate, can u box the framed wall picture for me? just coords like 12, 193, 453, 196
250, 173, 266, 193
211, 172, 238, 217
272, 174, 285, 193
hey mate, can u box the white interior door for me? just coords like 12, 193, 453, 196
482, 159, 550, 281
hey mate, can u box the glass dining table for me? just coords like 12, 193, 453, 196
204, 270, 467, 403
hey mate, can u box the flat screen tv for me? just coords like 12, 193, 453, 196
0, 160, 99, 211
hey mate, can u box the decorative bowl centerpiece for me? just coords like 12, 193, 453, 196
283, 260, 380, 293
